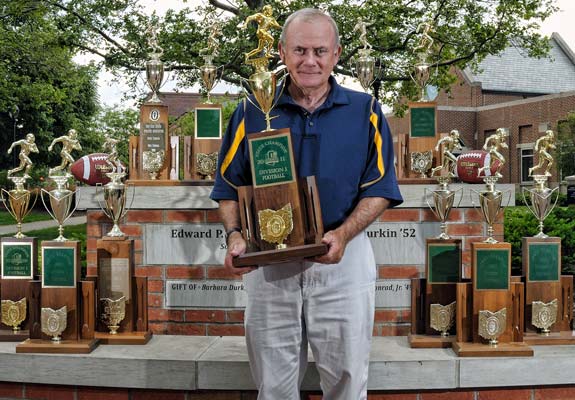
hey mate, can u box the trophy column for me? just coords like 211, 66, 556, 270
17, 241, 99, 353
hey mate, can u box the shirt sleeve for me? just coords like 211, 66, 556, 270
210, 100, 252, 202
358, 97, 403, 207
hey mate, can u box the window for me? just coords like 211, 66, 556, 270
519, 147, 533, 183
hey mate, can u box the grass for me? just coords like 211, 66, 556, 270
0, 209, 53, 225
1, 224, 88, 276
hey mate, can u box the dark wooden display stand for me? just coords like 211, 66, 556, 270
452, 242, 533, 357
0, 237, 38, 341
93, 237, 150, 344
233, 129, 327, 267
183, 104, 223, 181
407, 102, 439, 178
521, 237, 575, 345
16, 241, 99, 354
409, 239, 461, 348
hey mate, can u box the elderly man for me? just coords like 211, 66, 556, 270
211, 8, 403, 399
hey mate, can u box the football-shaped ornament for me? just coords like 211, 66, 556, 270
455, 150, 500, 183
70, 153, 116, 185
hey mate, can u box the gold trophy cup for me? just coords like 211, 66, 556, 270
41, 175, 77, 242
100, 297, 126, 335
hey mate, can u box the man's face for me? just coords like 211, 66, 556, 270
279, 17, 341, 92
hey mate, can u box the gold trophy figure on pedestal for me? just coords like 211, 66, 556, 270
477, 128, 508, 179
48, 129, 82, 177
431, 130, 462, 178
350, 18, 381, 92
412, 21, 434, 101
198, 22, 223, 104
7, 134, 39, 179
145, 24, 165, 103
529, 129, 555, 177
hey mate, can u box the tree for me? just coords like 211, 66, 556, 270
21, 0, 557, 111
0, 1, 100, 180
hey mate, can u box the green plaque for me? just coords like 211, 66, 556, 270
195, 108, 222, 139
42, 247, 76, 288
1, 242, 33, 279
475, 248, 509, 290
428, 243, 461, 283
410, 107, 436, 137
249, 133, 296, 187
528, 242, 560, 282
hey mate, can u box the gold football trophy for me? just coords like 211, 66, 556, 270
232, 6, 327, 266
350, 18, 381, 92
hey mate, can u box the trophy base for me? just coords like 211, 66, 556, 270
408, 333, 455, 348
233, 243, 328, 267
523, 331, 575, 345
452, 341, 533, 357
94, 330, 152, 345
0, 329, 29, 342
16, 338, 99, 354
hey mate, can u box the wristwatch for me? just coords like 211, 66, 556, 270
225, 227, 242, 244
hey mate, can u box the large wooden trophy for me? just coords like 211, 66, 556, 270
232, 6, 327, 267
184, 23, 223, 181
0, 134, 40, 341
407, 21, 439, 179
410, 133, 462, 348
452, 128, 532, 357
521, 130, 574, 344
130, 25, 170, 182
94, 140, 151, 344
18, 133, 99, 353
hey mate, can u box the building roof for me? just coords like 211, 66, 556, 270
462, 33, 575, 94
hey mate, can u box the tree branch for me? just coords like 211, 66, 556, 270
208, 0, 239, 15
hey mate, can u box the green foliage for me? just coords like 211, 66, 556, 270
21, 0, 557, 106
0, 2, 100, 176
504, 206, 575, 275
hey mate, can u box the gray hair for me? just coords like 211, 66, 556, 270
279, 8, 340, 48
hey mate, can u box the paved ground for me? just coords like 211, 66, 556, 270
0, 215, 87, 236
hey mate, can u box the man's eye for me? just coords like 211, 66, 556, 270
315, 48, 328, 56
293, 48, 304, 55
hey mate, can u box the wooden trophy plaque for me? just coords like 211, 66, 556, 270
0, 237, 37, 341
407, 102, 439, 178
94, 237, 151, 344
233, 129, 327, 267
522, 237, 575, 344
409, 239, 461, 348
183, 104, 223, 181
452, 242, 532, 357
132, 103, 171, 183
17, 241, 99, 354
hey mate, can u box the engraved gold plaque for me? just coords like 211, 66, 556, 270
100, 297, 126, 335
195, 152, 219, 180
1, 298, 27, 332
410, 151, 432, 178
429, 301, 456, 337
258, 203, 294, 249
532, 299, 558, 335
478, 307, 506, 346
41, 306, 67, 342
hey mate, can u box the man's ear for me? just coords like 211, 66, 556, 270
278, 42, 286, 63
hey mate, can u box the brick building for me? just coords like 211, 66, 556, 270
387, 33, 575, 185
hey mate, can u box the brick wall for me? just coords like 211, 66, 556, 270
87, 205, 503, 338
3, 382, 575, 400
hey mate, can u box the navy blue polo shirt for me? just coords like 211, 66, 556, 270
210, 76, 403, 231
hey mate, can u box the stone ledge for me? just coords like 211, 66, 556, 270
0, 336, 571, 391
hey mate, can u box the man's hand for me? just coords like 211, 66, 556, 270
224, 232, 256, 276
313, 229, 349, 264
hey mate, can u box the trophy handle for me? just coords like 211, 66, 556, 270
66, 188, 80, 224
0, 189, 18, 222
240, 68, 288, 119
40, 188, 57, 222
424, 188, 440, 221
95, 183, 113, 221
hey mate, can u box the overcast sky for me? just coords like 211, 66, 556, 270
94, 0, 575, 108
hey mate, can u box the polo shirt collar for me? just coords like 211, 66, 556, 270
275, 75, 351, 109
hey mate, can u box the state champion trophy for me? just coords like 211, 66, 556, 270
407, 21, 439, 179
18, 131, 99, 353
453, 128, 532, 357
0, 134, 40, 341
130, 24, 170, 182
520, 130, 574, 344
94, 139, 151, 344
232, 6, 327, 267
185, 22, 223, 181
409, 132, 462, 348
